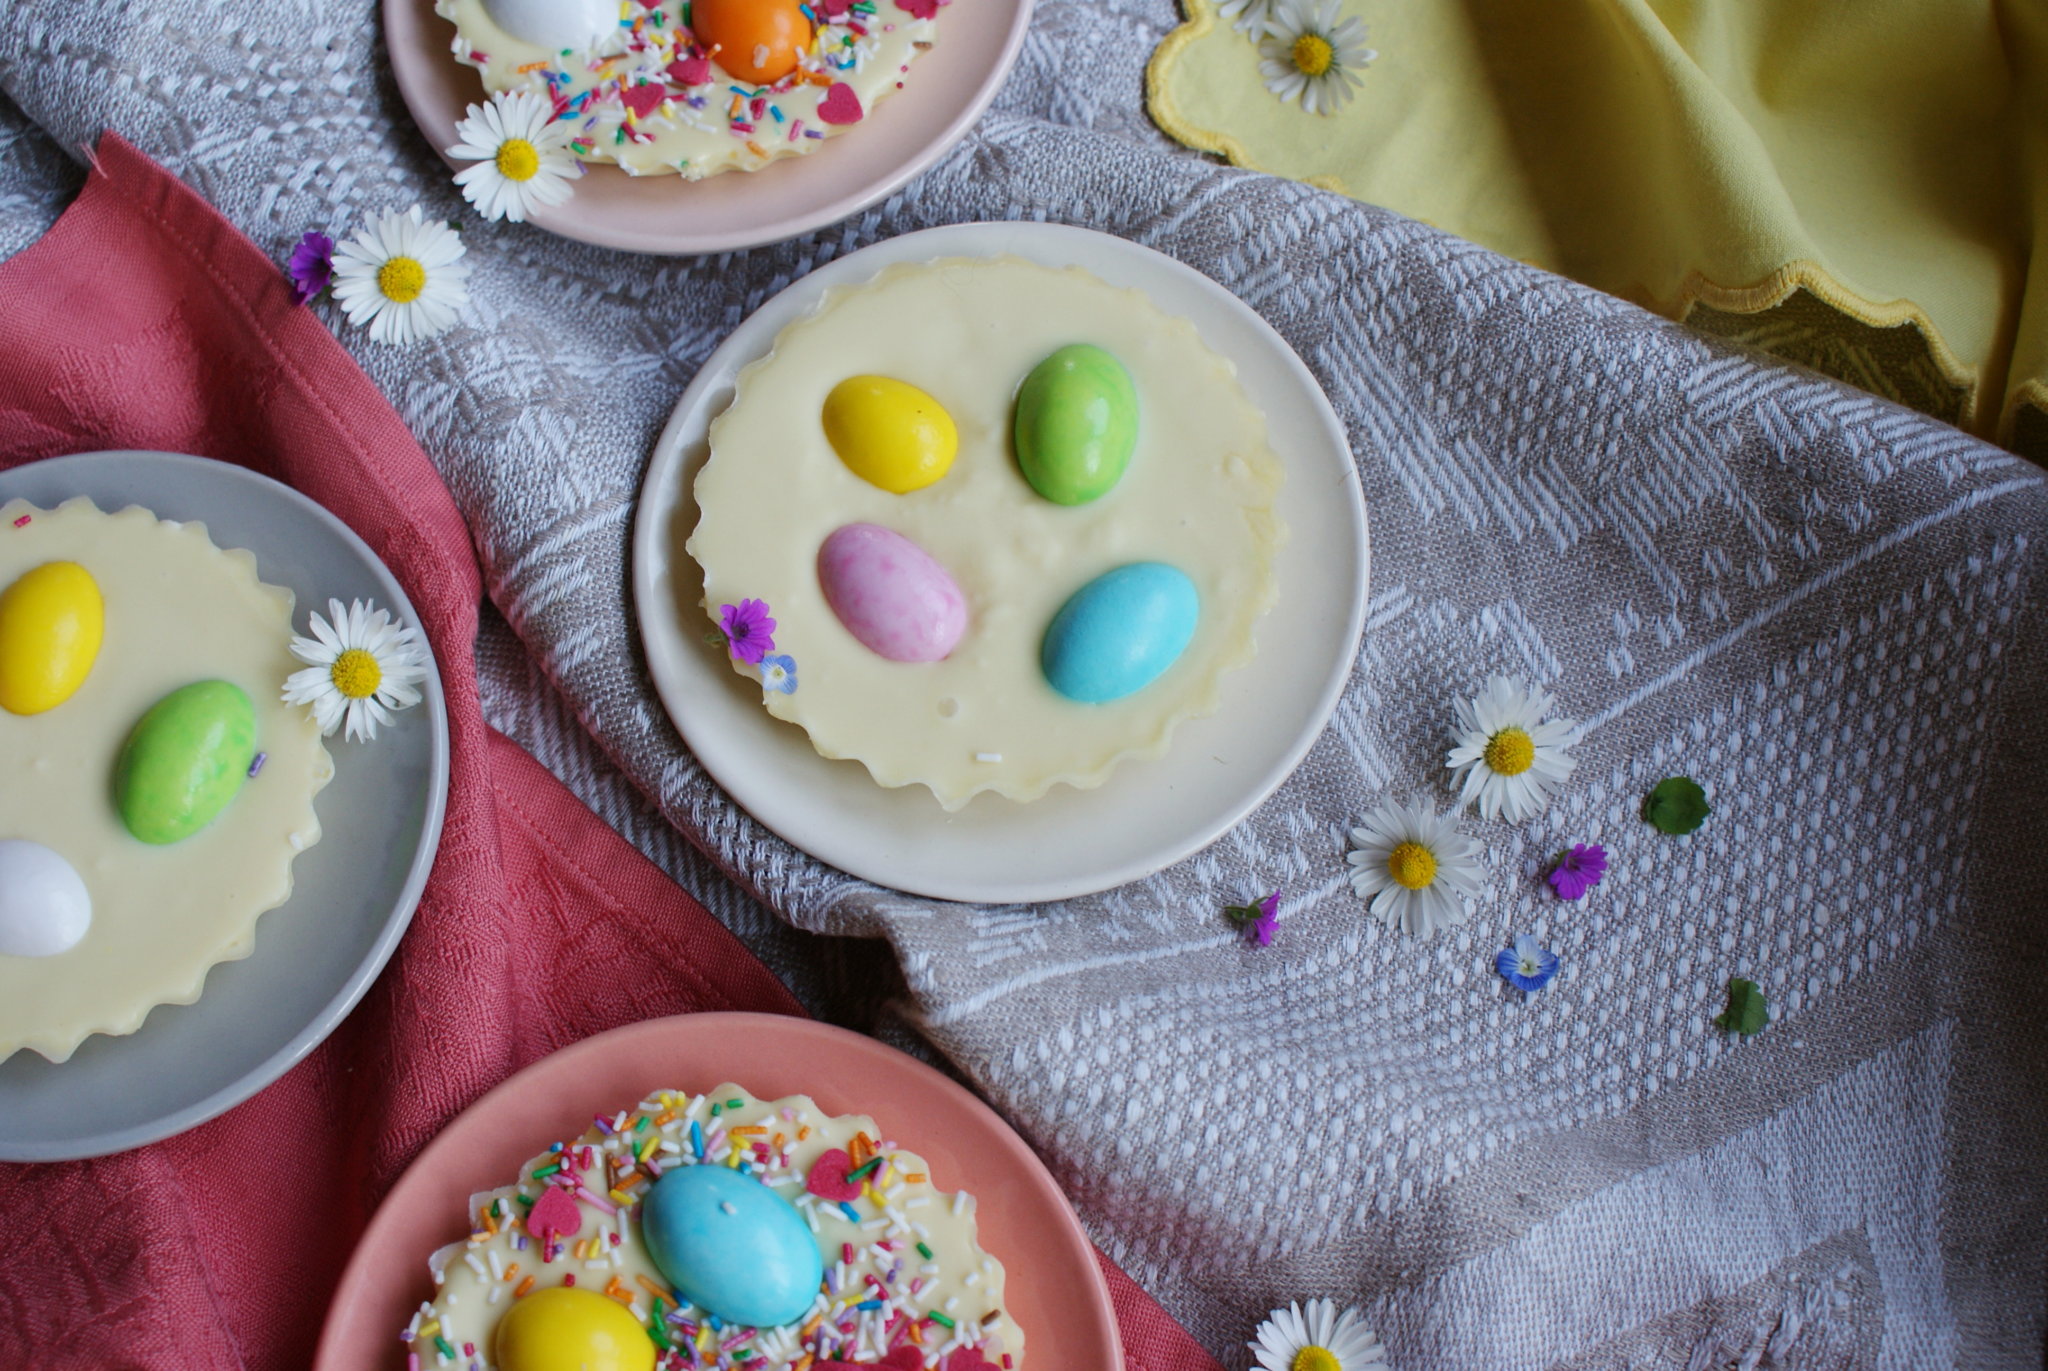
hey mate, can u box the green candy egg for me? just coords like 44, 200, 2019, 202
1013, 343, 1139, 506
113, 680, 257, 845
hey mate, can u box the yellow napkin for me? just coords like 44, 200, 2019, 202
1149, 0, 2048, 456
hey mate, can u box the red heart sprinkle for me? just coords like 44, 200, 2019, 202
526, 1185, 582, 1245
812, 1363, 863, 1371
897, 0, 943, 17
668, 55, 713, 85
879, 1347, 924, 1371
816, 83, 865, 126
805, 1147, 864, 1201
818, 0, 853, 13
620, 83, 667, 118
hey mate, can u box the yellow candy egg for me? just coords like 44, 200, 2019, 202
822, 375, 959, 495
494, 1286, 656, 1371
0, 561, 104, 715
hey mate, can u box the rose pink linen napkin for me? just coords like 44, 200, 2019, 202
0, 132, 1222, 1371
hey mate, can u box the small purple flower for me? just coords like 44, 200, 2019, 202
1547, 843, 1607, 900
758, 653, 797, 695
286, 230, 334, 305
719, 599, 776, 665
1224, 890, 1280, 947
1497, 934, 1559, 992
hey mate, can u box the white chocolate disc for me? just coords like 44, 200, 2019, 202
688, 257, 1286, 810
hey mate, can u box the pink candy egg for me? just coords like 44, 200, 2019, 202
817, 524, 966, 663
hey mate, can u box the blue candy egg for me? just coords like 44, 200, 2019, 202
641, 1164, 823, 1328
1041, 562, 1200, 703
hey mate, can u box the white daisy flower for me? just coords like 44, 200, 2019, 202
330, 206, 471, 345
282, 598, 431, 743
1445, 676, 1579, 822
1347, 798, 1486, 939
1251, 1298, 1389, 1371
1218, 0, 1277, 35
1259, 0, 1375, 115
446, 90, 579, 223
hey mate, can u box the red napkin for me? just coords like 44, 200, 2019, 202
0, 133, 1222, 1371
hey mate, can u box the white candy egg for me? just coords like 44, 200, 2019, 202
482, 0, 618, 50
0, 839, 92, 958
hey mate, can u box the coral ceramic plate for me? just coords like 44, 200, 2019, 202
312, 1012, 1119, 1371
633, 222, 1369, 903
383, 0, 1032, 254
0, 452, 448, 1161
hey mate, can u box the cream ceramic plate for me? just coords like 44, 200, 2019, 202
633, 223, 1368, 903
0, 453, 448, 1161
383, 0, 1032, 254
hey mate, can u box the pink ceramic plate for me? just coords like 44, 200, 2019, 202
313, 1012, 1118, 1370
383, 0, 1032, 254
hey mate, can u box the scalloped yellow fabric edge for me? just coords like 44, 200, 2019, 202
1146, 0, 2048, 451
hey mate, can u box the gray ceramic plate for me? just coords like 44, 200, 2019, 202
0, 452, 449, 1161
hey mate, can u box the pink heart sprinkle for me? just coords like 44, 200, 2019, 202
620, 83, 667, 118
526, 1185, 582, 1245
879, 1347, 924, 1371
897, 0, 943, 17
669, 55, 713, 85
805, 1148, 865, 1201
813, 1363, 863, 1371
816, 82, 864, 126
818, 0, 853, 13
943, 1349, 1000, 1371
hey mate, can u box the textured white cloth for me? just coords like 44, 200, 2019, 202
4, 2, 2048, 1365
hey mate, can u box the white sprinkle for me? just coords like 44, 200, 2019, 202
964, 1272, 981, 1287
862, 1218, 889, 1231
975, 752, 1002, 763
911, 1221, 932, 1239
488, 1251, 504, 1280
952, 1192, 969, 1216
945, 1296, 959, 1312
487, 1283, 504, 1305
721, 1201, 738, 1215
584, 1260, 613, 1270
920, 1262, 940, 1276
905, 1196, 930, 1209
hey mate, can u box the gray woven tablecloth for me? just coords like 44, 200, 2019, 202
5, 3, 2047, 1365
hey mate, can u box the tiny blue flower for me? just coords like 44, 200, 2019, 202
1496, 933, 1558, 992
759, 653, 797, 695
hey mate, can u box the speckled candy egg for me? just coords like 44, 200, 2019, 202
1013, 343, 1139, 506
822, 375, 959, 494
641, 1163, 823, 1328
693, 0, 813, 84
0, 560, 104, 716
817, 523, 968, 663
0, 840, 91, 958
494, 1286, 655, 1371
481, 0, 618, 49
113, 680, 258, 845
1041, 562, 1200, 703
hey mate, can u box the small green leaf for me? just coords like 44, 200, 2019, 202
1715, 977, 1769, 1036
1644, 776, 1711, 834
1221, 902, 1260, 926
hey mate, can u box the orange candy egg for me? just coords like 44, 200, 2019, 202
693, 0, 814, 84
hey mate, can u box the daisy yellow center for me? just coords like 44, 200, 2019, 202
1484, 726, 1536, 776
1292, 1349, 1340, 1371
1292, 33, 1335, 76
495, 137, 541, 182
376, 256, 427, 304
1387, 841, 1436, 890
330, 648, 383, 700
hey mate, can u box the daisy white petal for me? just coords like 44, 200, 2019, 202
1259, 0, 1374, 115
1445, 675, 1579, 823
329, 206, 470, 345
1250, 1298, 1388, 1371
445, 90, 581, 224
1346, 799, 1486, 939
281, 597, 431, 741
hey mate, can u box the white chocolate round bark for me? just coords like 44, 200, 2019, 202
687, 257, 1286, 810
0, 498, 330, 1062
436, 0, 941, 181
409, 1084, 1021, 1370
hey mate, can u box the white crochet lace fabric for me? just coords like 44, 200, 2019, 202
3, 2, 2046, 1363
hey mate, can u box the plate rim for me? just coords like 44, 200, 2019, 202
381, 0, 1036, 256
310, 1010, 1124, 1371
0, 450, 451, 1162
631, 221, 1370, 903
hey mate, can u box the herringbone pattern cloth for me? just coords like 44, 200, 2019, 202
3, 2, 2044, 1365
